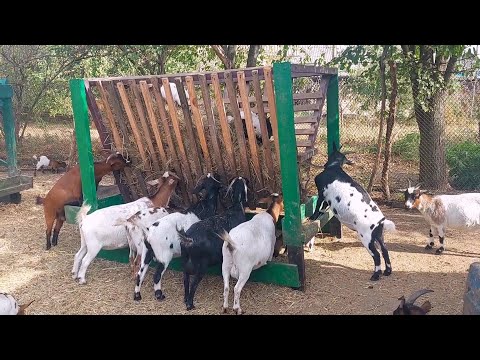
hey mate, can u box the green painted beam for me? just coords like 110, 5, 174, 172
326, 75, 340, 155
273, 62, 303, 247
65, 194, 125, 224
70, 79, 98, 213
0, 175, 33, 198
94, 248, 300, 288
0, 80, 18, 176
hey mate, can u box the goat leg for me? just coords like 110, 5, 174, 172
186, 270, 206, 311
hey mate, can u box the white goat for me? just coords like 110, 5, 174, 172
217, 193, 284, 315
403, 183, 480, 254
160, 82, 190, 107
0, 293, 34, 315
133, 212, 201, 301
33, 155, 50, 170
72, 171, 179, 284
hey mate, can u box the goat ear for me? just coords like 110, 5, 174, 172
397, 296, 405, 309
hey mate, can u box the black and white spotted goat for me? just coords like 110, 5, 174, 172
309, 143, 396, 281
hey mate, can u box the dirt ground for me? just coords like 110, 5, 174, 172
0, 171, 478, 315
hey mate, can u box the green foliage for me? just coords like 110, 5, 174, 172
446, 141, 480, 190
392, 132, 420, 161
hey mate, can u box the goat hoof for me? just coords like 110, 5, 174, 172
370, 271, 381, 281
435, 247, 444, 255
134, 292, 142, 301
383, 267, 392, 276
425, 244, 433, 250
46, 244, 51, 251
222, 307, 228, 314
78, 278, 86, 285
155, 290, 165, 301
186, 304, 195, 311
234, 308, 243, 315
72, 273, 78, 280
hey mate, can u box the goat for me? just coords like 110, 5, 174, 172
402, 182, 480, 254
227, 110, 273, 145
133, 173, 223, 301
177, 176, 249, 311
309, 142, 396, 281
33, 155, 67, 176
0, 293, 34, 315
72, 171, 180, 284
36, 151, 131, 250
160, 82, 190, 107
218, 193, 284, 315
393, 289, 433, 315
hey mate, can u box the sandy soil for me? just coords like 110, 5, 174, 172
1, 171, 478, 315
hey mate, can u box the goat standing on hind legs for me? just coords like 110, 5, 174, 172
36, 150, 131, 250
309, 142, 396, 281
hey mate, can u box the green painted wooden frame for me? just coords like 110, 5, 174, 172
67, 63, 340, 289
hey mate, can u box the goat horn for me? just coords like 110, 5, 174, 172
414, 182, 422, 190
207, 173, 221, 184
224, 177, 237, 198
405, 289, 433, 305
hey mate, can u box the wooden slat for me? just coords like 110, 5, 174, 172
295, 115, 318, 124
237, 71, 263, 188
185, 76, 212, 172
150, 78, 190, 205
161, 77, 194, 195
129, 80, 161, 175
224, 71, 251, 181
116, 82, 148, 166
293, 103, 321, 111
290, 64, 337, 75
292, 91, 324, 100
198, 74, 227, 182
84, 81, 109, 145
223, 91, 323, 104
211, 73, 236, 178
296, 140, 312, 147
174, 77, 203, 178
252, 70, 275, 191
295, 128, 316, 135
263, 66, 281, 163
97, 81, 137, 201
139, 81, 168, 166
297, 148, 317, 163
105, 81, 147, 198
308, 76, 330, 148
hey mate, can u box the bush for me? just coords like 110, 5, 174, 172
446, 141, 480, 190
392, 132, 420, 161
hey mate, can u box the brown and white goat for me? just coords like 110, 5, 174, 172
72, 171, 180, 284
0, 293, 34, 315
36, 151, 131, 250
402, 182, 480, 254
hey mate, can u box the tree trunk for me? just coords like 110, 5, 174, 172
381, 60, 398, 200
414, 90, 449, 190
367, 46, 389, 193
247, 45, 261, 67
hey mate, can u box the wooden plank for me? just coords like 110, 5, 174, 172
295, 128, 316, 135
116, 82, 148, 166
263, 66, 281, 163
84, 81, 109, 146
237, 71, 263, 188
292, 91, 324, 100
224, 71, 251, 181
297, 148, 317, 163
292, 103, 321, 112
273, 62, 305, 290
174, 77, 203, 177
139, 81, 168, 166
105, 81, 145, 199
150, 78, 190, 205
198, 74, 227, 181
252, 70, 275, 191
223, 92, 323, 103
70, 79, 98, 212
0, 175, 32, 198
161, 77, 194, 195
294, 116, 318, 124
129, 80, 161, 175
211, 73, 236, 178
185, 76, 212, 172
97, 81, 136, 202
290, 64, 338, 75
296, 140, 312, 147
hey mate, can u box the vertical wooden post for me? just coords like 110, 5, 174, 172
0, 79, 18, 176
70, 79, 98, 212
326, 75, 342, 238
273, 62, 305, 290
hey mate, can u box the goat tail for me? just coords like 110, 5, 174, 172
76, 202, 92, 225
36, 196, 44, 205
215, 229, 235, 251
176, 225, 193, 248
383, 219, 396, 232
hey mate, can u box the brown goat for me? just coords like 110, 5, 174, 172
393, 289, 433, 315
49, 159, 68, 173
37, 151, 130, 250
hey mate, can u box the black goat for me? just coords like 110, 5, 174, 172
177, 176, 249, 311
393, 289, 433, 315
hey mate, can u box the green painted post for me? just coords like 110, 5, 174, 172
70, 79, 98, 212
0, 79, 18, 176
325, 74, 342, 238
326, 75, 340, 155
273, 62, 305, 290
